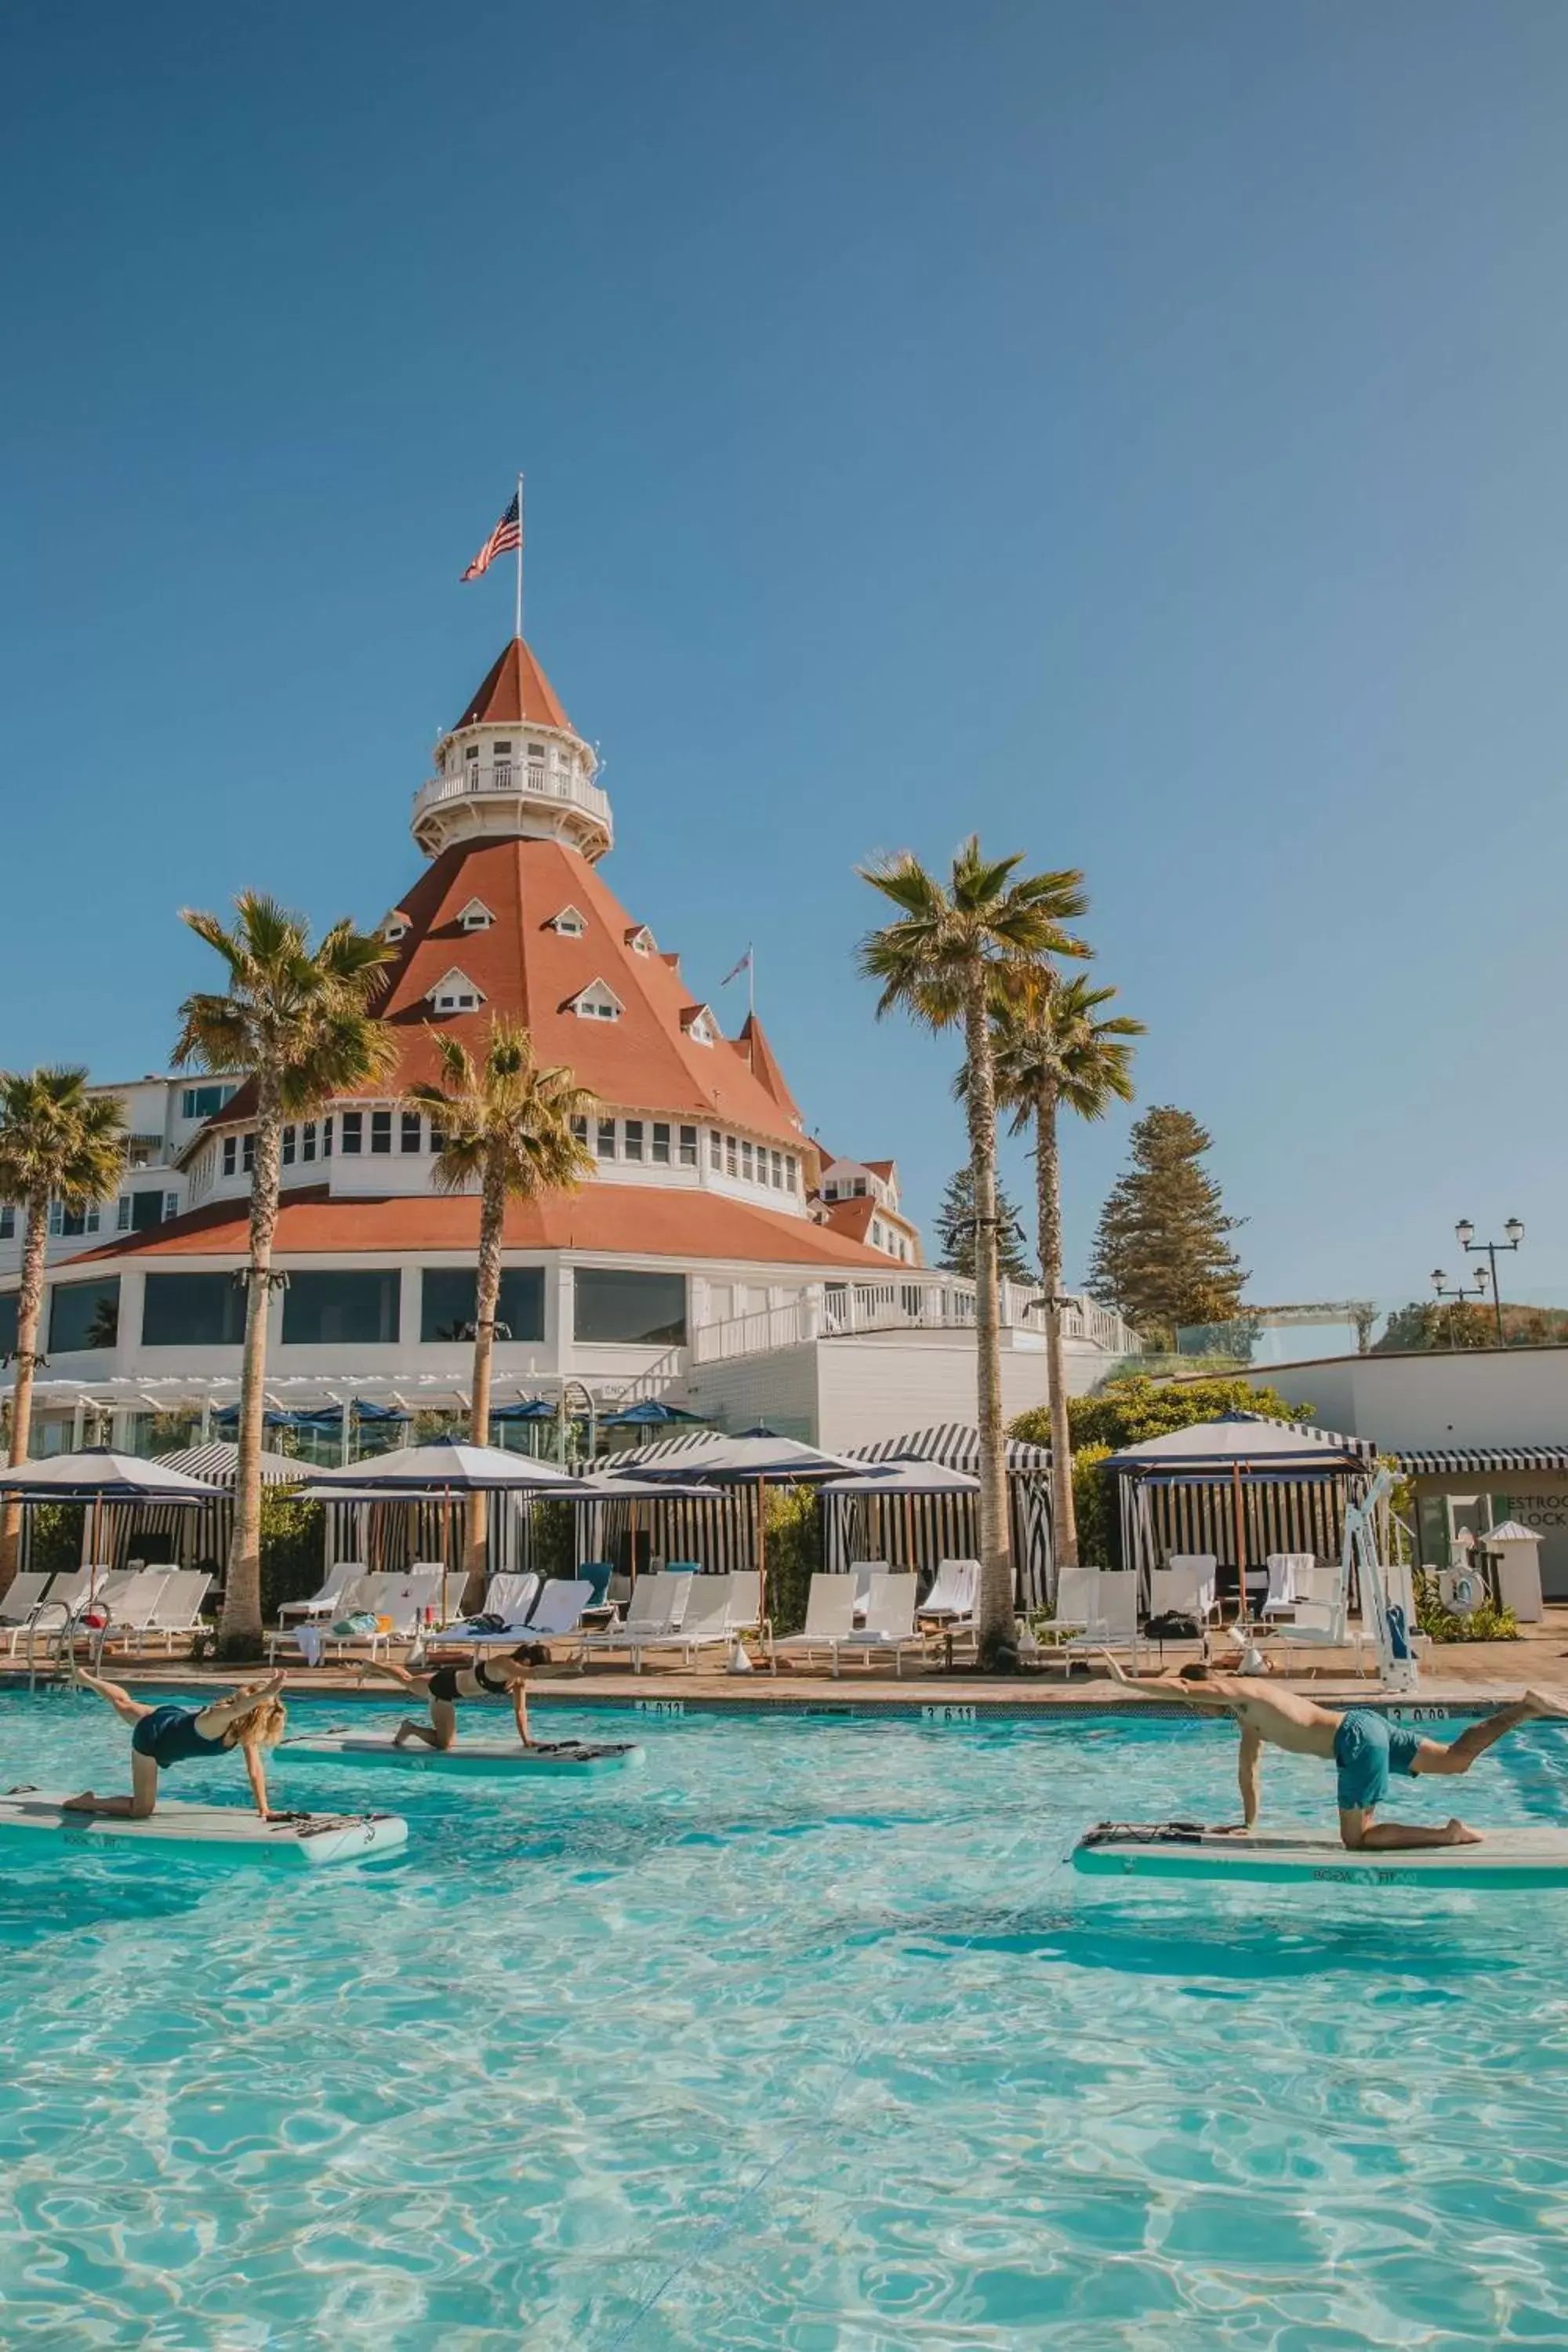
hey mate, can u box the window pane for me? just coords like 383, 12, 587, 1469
652, 1123, 670, 1165
401, 1112, 422, 1153
49, 1277, 120, 1353
281, 1126, 296, 1166
680, 1127, 698, 1167
222, 1138, 237, 1176
419, 1266, 545, 1344
623, 1120, 644, 1162
302, 1121, 316, 1162
129, 1190, 166, 1232
572, 1269, 686, 1346
741, 1142, 753, 1180
0, 1292, 16, 1353
371, 1110, 393, 1154
281, 1270, 400, 1345
143, 1271, 246, 1346
242, 1134, 255, 1172
597, 1120, 616, 1160
0, 1207, 14, 1240
709, 1131, 720, 1170
340, 1112, 362, 1154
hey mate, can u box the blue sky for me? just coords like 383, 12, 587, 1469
4, 2, 1568, 1318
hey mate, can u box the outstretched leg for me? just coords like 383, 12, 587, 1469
74, 1670, 152, 1728
1415, 1692, 1563, 1777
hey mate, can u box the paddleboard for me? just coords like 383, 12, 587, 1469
1073, 1820, 1568, 1890
284, 1733, 644, 1777
0, 1789, 407, 1867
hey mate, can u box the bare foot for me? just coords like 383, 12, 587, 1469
60, 1791, 95, 1812
1447, 1817, 1484, 1846
393, 1723, 414, 1748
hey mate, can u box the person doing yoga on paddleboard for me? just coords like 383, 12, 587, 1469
64, 1669, 289, 1820
357, 1650, 537, 1751
1102, 1657, 1563, 1851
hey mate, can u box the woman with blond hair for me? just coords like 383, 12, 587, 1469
64, 1668, 289, 1820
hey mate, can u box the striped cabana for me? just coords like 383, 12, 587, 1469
1392, 1446, 1568, 1476
833, 1426, 1055, 1609
1105, 1413, 1377, 1599
24, 1443, 305, 1577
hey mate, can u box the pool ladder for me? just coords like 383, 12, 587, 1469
20, 1602, 108, 1693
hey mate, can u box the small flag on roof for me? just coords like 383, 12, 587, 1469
461, 491, 522, 582
720, 946, 753, 986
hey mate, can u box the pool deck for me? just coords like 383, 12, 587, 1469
8, 1607, 1567, 1718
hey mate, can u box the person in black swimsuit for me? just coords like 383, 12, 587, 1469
360, 1650, 536, 1750
64, 1668, 289, 1818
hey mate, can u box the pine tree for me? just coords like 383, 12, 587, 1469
933, 1164, 1036, 1283
1086, 1106, 1245, 1341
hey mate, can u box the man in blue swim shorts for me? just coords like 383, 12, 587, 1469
1104, 1657, 1559, 1849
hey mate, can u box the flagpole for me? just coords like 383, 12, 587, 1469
748, 945, 755, 1021
515, 472, 524, 641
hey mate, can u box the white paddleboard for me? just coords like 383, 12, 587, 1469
0, 1790, 408, 1867
1073, 1819, 1568, 1890
285, 1733, 644, 1777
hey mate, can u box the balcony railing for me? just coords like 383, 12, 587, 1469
690, 1277, 1142, 1366
412, 759, 612, 836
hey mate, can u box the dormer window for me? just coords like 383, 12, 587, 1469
548, 906, 586, 938
383, 913, 411, 943
682, 1004, 718, 1047
427, 967, 485, 1015
456, 898, 495, 933
625, 924, 656, 957
569, 979, 623, 1022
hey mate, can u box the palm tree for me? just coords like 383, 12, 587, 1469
176, 893, 396, 1655
858, 837, 1089, 1663
0, 1069, 127, 1595
988, 974, 1142, 1569
408, 1018, 595, 1612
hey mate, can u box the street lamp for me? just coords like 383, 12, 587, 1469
1454, 1217, 1525, 1345
1432, 1264, 1488, 1348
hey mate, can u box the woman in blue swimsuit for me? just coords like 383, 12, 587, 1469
64, 1668, 289, 1819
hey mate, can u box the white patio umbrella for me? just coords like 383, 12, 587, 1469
0, 1449, 226, 1601
299, 1438, 581, 1617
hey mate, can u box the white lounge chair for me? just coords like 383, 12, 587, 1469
0, 1572, 52, 1628
4, 1569, 97, 1657
514, 1577, 593, 1653
639, 1573, 735, 1670
837, 1573, 926, 1678
724, 1570, 765, 1639
1266, 1563, 1365, 1672
577, 1573, 691, 1668
97, 1570, 176, 1646
132, 1570, 214, 1653
1260, 1554, 1317, 1622
267, 1570, 384, 1664
769, 1573, 857, 1675
848, 1561, 887, 1624
1148, 1557, 1218, 1628
917, 1559, 979, 1659
1060, 1571, 1142, 1675
1049, 1562, 1101, 1639
435, 1572, 541, 1646
277, 1559, 367, 1624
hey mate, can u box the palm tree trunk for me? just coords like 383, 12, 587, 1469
462, 1154, 506, 1615
964, 966, 1014, 1664
1034, 1080, 1078, 1570
222, 1084, 281, 1655
0, 1193, 50, 1595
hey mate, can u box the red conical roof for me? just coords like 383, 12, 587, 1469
455, 638, 573, 732
736, 1014, 802, 1125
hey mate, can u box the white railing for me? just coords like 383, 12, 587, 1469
412, 760, 612, 834
690, 1277, 1142, 1366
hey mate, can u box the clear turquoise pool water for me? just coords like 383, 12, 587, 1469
2, 1692, 1568, 2348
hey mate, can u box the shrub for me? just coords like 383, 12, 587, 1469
1070, 1443, 1116, 1567
1413, 1569, 1518, 1645
764, 1487, 821, 1636
259, 1492, 325, 1617
532, 1499, 577, 1581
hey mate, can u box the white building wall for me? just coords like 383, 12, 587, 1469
1228, 1348, 1568, 1451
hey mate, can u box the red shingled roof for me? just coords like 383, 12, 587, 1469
736, 1014, 802, 1123
76, 1182, 891, 1269
453, 637, 572, 731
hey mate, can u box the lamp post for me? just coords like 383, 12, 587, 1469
1431, 1265, 1487, 1349
1454, 1217, 1524, 1346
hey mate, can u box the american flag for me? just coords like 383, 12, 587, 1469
460, 492, 521, 582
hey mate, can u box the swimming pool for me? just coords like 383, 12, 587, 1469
2, 1690, 1566, 2348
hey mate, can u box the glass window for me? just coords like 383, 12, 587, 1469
242, 1134, 255, 1174
419, 1266, 545, 1344
725, 1137, 738, 1177
742, 1142, 753, 1181
771, 1151, 782, 1188
302, 1121, 317, 1162
0, 1206, 14, 1240
0, 1290, 16, 1352
222, 1137, 237, 1177
623, 1120, 644, 1163
281, 1126, 296, 1166
401, 1112, 422, 1153
143, 1271, 246, 1347
129, 1190, 165, 1232
371, 1110, 392, 1155
680, 1126, 698, 1167
573, 1269, 687, 1346
55, 1204, 99, 1238
49, 1276, 119, 1353
597, 1120, 616, 1161
709, 1131, 720, 1171
429, 1123, 445, 1155
323, 1118, 333, 1157
571, 1116, 588, 1147
281, 1270, 400, 1345
117, 1198, 131, 1232
180, 1083, 234, 1121
340, 1112, 362, 1155
652, 1123, 671, 1165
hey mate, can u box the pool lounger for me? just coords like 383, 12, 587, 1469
284, 1733, 644, 1776
0, 1790, 408, 1867
1073, 1820, 1568, 1891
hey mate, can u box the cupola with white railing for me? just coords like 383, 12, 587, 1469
412, 638, 612, 862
